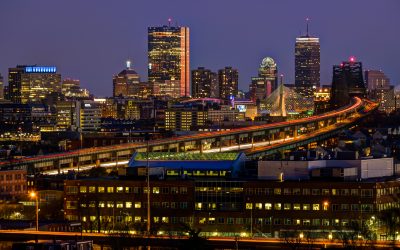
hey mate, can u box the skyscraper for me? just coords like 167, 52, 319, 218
365, 70, 395, 113
295, 20, 320, 99
218, 67, 238, 100
250, 57, 278, 105
148, 23, 190, 97
191, 67, 217, 98
330, 57, 366, 109
8, 65, 61, 104
113, 60, 140, 98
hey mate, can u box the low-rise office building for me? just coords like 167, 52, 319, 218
64, 152, 400, 238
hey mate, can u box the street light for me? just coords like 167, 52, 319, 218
29, 191, 39, 231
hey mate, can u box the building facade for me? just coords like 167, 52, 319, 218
148, 25, 190, 97
64, 177, 399, 238
250, 57, 278, 104
8, 65, 61, 104
330, 59, 366, 110
79, 100, 101, 132
113, 62, 141, 98
365, 70, 395, 114
56, 100, 81, 131
0, 168, 27, 200
218, 67, 238, 100
191, 67, 217, 98
295, 33, 320, 99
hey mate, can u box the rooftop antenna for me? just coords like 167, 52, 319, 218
306, 17, 310, 36
168, 18, 172, 27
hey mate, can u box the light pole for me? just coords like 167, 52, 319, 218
145, 133, 151, 236
29, 191, 39, 231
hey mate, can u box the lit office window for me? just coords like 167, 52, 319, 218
313, 204, 320, 210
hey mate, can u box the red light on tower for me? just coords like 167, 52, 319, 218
349, 56, 356, 62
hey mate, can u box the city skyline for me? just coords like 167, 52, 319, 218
0, 0, 399, 96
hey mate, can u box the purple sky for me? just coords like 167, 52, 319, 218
0, 0, 399, 96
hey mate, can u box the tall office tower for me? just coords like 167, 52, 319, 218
218, 67, 238, 100
113, 60, 140, 98
365, 70, 390, 91
365, 70, 395, 113
8, 65, 61, 104
0, 73, 4, 100
148, 23, 190, 97
250, 57, 278, 104
191, 67, 217, 98
295, 20, 320, 99
330, 57, 366, 110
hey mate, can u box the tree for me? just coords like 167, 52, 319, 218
179, 223, 210, 250
378, 208, 400, 243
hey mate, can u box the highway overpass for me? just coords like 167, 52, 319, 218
0, 97, 378, 174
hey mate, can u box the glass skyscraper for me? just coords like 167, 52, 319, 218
148, 25, 190, 97
295, 29, 320, 99
8, 65, 61, 104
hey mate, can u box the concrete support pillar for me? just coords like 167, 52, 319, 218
199, 140, 203, 154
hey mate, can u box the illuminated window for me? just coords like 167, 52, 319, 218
107, 187, 114, 193
107, 202, 114, 208
274, 188, 281, 195
255, 203, 262, 210
322, 219, 330, 226
98, 187, 105, 193
265, 203, 272, 210
88, 186, 96, 193
134, 202, 141, 208
162, 217, 169, 223
153, 187, 160, 194
294, 219, 301, 225
293, 204, 301, 210
313, 204, 320, 210
66, 201, 77, 209
331, 189, 338, 195
303, 219, 311, 226
333, 219, 340, 226
245, 203, 253, 210
79, 186, 87, 193
153, 217, 160, 223
134, 216, 141, 223
284, 203, 291, 210
303, 204, 310, 210
274, 203, 281, 210
116, 187, 124, 193
99, 202, 105, 208
199, 217, 206, 224
90, 216, 96, 222
195, 203, 202, 210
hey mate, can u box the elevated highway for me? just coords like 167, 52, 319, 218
0, 230, 395, 249
0, 97, 378, 174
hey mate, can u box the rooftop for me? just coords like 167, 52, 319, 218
133, 152, 241, 161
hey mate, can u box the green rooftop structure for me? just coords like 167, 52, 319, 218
128, 152, 246, 178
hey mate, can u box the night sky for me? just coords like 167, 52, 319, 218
0, 0, 399, 96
